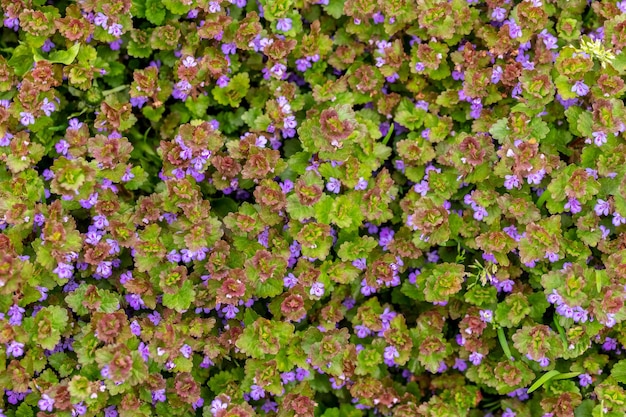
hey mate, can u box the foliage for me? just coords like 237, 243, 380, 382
0, 0, 626, 416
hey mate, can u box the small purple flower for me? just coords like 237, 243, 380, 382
284, 273, 298, 288
222, 304, 239, 319
94, 12, 108, 28
547, 291, 562, 307
352, 258, 367, 270
276, 18, 293, 32
479, 310, 493, 323
249, 384, 265, 400
20, 112, 35, 126
310, 282, 325, 297
130, 320, 141, 336
595, 199, 611, 216
578, 373, 592, 387
180, 344, 192, 359
6, 341, 25, 357
147, 311, 161, 325
564, 198, 581, 214
216, 76, 230, 88
38, 394, 55, 412
503, 408, 517, 417
104, 406, 118, 417
453, 358, 467, 372
383, 345, 399, 362
571, 79, 590, 97
41, 98, 56, 116
53, 262, 74, 280
281, 371, 296, 384
152, 389, 166, 403
108, 23, 123, 37
210, 398, 229, 415
8, 304, 25, 326
469, 352, 483, 366
504, 174, 520, 190
508, 21, 522, 38
326, 177, 341, 194
295, 367, 310, 381
592, 131, 607, 146
526, 169, 546, 185
491, 7, 506, 21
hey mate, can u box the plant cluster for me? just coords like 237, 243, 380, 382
1, 0, 626, 416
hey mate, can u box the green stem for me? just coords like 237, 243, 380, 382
102, 84, 129, 96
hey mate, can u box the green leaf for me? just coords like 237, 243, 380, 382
489, 118, 509, 141
323, 0, 345, 19
497, 327, 513, 361
7, 45, 35, 77
611, 359, 626, 384
145, 0, 167, 25
48, 43, 81, 65
15, 403, 34, 417
161, 280, 195, 312
527, 369, 561, 393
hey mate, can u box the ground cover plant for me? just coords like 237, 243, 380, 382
2, 0, 626, 415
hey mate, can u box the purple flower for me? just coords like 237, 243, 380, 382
571, 80, 589, 96
504, 174, 520, 190
147, 311, 161, 325
180, 344, 192, 359
578, 373, 592, 387
108, 23, 123, 37
508, 21, 522, 38
125, 294, 144, 310
564, 198, 581, 214
249, 384, 265, 400
8, 304, 25, 326
6, 341, 24, 357
295, 367, 310, 381
284, 273, 298, 288
592, 131, 607, 146
4, 17, 19, 31
491, 7, 506, 21
94, 12, 108, 28
216, 76, 230, 87
469, 352, 483, 365
152, 389, 166, 403
130, 320, 141, 336
383, 345, 399, 361
222, 304, 239, 319
104, 406, 118, 417
276, 18, 293, 32
261, 401, 278, 413
310, 282, 325, 297
413, 180, 429, 196
595, 199, 611, 216
41, 98, 56, 116
602, 337, 617, 351
73, 402, 87, 416
19, 112, 35, 126
326, 177, 341, 193
355, 325, 371, 338
526, 169, 546, 185
210, 398, 229, 415
503, 408, 517, 417
38, 394, 55, 412
479, 310, 493, 323
352, 258, 367, 271
453, 358, 467, 371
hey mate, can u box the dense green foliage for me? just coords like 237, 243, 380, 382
1, 0, 626, 416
